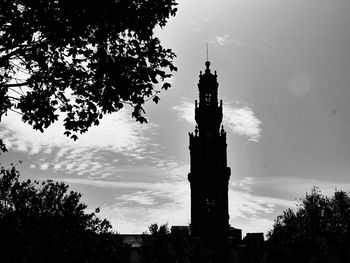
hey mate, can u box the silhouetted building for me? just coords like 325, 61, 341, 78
119, 61, 265, 263
171, 225, 190, 236
229, 226, 243, 248
188, 61, 231, 263
121, 234, 143, 263
228, 230, 265, 263
243, 233, 265, 263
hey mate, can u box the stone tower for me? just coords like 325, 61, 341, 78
188, 61, 231, 262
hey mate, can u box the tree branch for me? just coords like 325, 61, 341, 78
3, 82, 31, 88
8, 96, 20, 101
9, 108, 23, 115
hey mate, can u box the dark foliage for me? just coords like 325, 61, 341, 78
141, 223, 191, 263
264, 187, 350, 263
0, 0, 177, 140
0, 165, 129, 262
142, 223, 176, 263
0, 139, 6, 153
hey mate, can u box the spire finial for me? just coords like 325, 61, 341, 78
206, 42, 209, 62
205, 43, 211, 72
205, 61, 210, 71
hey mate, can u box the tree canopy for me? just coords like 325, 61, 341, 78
0, 0, 177, 140
0, 164, 128, 262
264, 187, 350, 263
141, 223, 191, 263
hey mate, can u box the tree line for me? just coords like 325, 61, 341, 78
2, 161, 350, 262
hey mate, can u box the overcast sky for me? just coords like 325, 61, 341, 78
2, 0, 350, 235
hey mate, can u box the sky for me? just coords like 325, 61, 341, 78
2, 0, 350, 235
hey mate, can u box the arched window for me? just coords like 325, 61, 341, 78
206, 198, 215, 213
205, 93, 212, 105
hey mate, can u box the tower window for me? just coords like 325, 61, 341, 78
205, 93, 212, 105
206, 198, 215, 213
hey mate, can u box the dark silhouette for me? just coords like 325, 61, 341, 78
0, 58, 267, 263
0, 0, 177, 141
264, 187, 350, 263
0, 165, 129, 262
141, 223, 177, 263
121, 223, 191, 263
243, 233, 265, 263
119, 223, 266, 263
188, 61, 231, 263
0, 139, 6, 153
227, 228, 265, 263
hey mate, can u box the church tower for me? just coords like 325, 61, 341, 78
188, 61, 231, 262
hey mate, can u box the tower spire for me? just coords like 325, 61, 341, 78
206, 42, 209, 62
188, 61, 231, 263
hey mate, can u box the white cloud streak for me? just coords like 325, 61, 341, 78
116, 191, 159, 206
0, 110, 160, 177
53, 175, 190, 234
208, 34, 244, 47
173, 99, 262, 142
53, 174, 295, 235
224, 106, 262, 142
58, 165, 343, 236
229, 176, 296, 218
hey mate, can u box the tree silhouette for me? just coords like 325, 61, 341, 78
141, 223, 192, 263
0, 0, 177, 140
264, 187, 350, 263
0, 139, 6, 153
141, 223, 176, 263
0, 164, 128, 262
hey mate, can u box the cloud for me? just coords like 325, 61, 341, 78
0, 110, 161, 177
53, 175, 190, 234
1, 110, 155, 154
229, 175, 350, 235
54, 178, 162, 190
116, 190, 160, 206
256, 176, 350, 200
228, 176, 298, 235
54, 174, 295, 235
40, 163, 49, 170
208, 34, 244, 47
172, 99, 262, 142
229, 177, 296, 219
231, 177, 255, 191
224, 106, 262, 142
172, 100, 195, 125
229, 189, 296, 219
